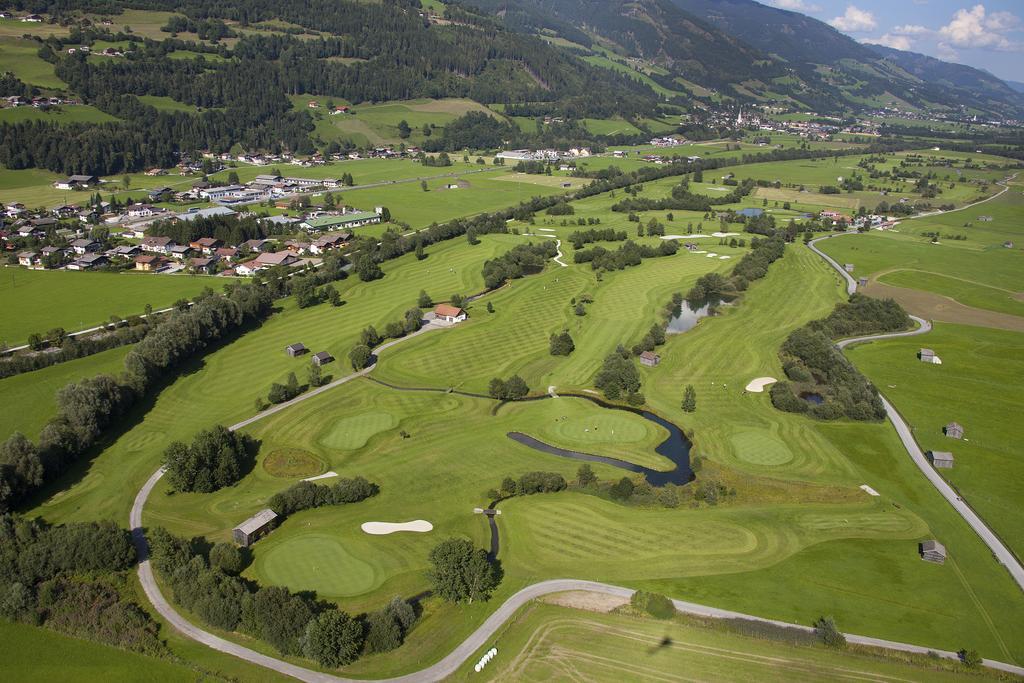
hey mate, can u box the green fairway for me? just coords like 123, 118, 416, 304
0, 269, 228, 346
0, 619, 198, 682
450, 601, 999, 682
848, 322, 1024, 559
318, 411, 398, 450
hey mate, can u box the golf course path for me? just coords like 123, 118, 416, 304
553, 239, 568, 267
810, 237, 1024, 595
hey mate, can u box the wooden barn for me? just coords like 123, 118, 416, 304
232, 509, 278, 547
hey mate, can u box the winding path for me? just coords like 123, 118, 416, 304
128, 237, 1024, 681
809, 236, 1024, 594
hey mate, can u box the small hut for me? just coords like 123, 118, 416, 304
929, 451, 954, 469
919, 348, 936, 363
312, 351, 335, 367
285, 343, 307, 357
639, 351, 661, 367
844, 263, 855, 273
233, 509, 278, 547
920, 540, 947, 564
944, 422, 964, 439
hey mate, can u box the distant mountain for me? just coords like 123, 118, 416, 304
670, 0, 874, 64
462, 0, 771, 89
670, 0, 1024, 117
1009, 81, 1024, 95
867, 45, 1024, 110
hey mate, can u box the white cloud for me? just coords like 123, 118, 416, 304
829, 5, 877, 33
892, 24, 930, 36
938, 4, 1022, 51
863, 34, 914, 51
770, 0, 821, 12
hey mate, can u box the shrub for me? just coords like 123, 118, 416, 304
427, 538, 500, 603
631, 590, 676, 619
163, 426, 255, 493
303, 610, 363, 667
813, 616, 846, 648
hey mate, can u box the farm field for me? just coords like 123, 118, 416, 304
449, 601, 999, 682
0, 35, 64, 88
0, 345, 131, 441
0, 268, 228, 346
0, 619, 199, 682
292, 96, 498, 147
817, 188, 1023, 319
848, 322, 1024, 559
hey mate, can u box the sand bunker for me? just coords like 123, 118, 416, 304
304, 471, 338, 482
361, 520, 433, 535
745, 377, 778, 393
711, 232, 740, 237
719, 255, 732, 260
860, 484, 880, 497
705, 253, 718, 258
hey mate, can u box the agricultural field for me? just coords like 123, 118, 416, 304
817, 188, 1024, 320
292, 96, 499, 147
0, 105, 118, 125
0, 268, 228, 346
450, 600, 999, 682
848, 322, 1024, 560
0, 35, 65, 88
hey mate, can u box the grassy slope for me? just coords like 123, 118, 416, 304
0, 269, 227, 346
0, 105, 118, 125
0, 345, 131, 441
0, 36, 64, 88
848, 322, 1024, 559
0, 618, 198, 682
448, 602, 1001, 682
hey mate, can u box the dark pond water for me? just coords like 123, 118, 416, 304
800, 392, 825, 405
666, 297, 721, 334
505, 393, 693, 487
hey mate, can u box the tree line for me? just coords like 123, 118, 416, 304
0, 284, 272, 513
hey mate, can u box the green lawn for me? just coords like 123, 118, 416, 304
449, 601, 1000, 682
848, 322, 1024, 559
138, 94, 198, 113
0, 268, 227, 346
0, 619, 199, 682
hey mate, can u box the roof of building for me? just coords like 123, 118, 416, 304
193, 237, 222, 247
256, 251, 298, 266
946, 421, 963, 431
313, 351, 334, 361
921, 539, 946, 554
71, 238, 98, 247
434, 304, 464, 318
931, 451, 954, 462
303, 211, 379, 229
142, 236, 174, 246
640, 351, 660, 361
920, 348, 934, 355
174, 206, 237, 222
234, 509, 278, 536
286, 343, 306, 352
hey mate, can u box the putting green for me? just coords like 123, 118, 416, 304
540, 411, 651, 446
259, 533, 377, 597
731, 429, 794, 466
318, 411, 398, 450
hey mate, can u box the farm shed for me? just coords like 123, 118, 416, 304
233, 509, 278, 547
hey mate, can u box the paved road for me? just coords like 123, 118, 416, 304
809, 236, 1024, 595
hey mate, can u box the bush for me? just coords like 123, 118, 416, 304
268, 478, 378, 517
488, 375, 530, 400
364, 596, 417, 654
813, 616, 846, 648
209, 543, 244, 575
630, 590, 676, 619
609, 477, 635, 500
349, 344, 372, 370
594, 350, 641, 400
303, 610, 363, 667
515, 471, 567, 495
549, 331, 575, 356
959, 648, 982, 668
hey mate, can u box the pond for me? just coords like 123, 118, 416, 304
505, 393, 693, 487
800, 392, 825, 405
666, 297, 721, 334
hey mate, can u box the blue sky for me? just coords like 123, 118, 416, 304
767, 1, 1024, 81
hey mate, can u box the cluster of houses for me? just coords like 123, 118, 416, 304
3, 95, 81, 109
496, 148, 592, 162
818, 210, 894, 230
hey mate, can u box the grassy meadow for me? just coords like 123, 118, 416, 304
0, 268, 228, 346
449, 601, 1002, 682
